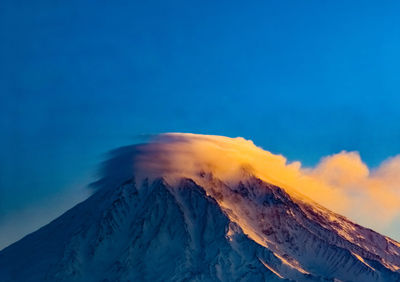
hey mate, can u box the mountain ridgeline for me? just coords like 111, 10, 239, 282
0, 171, 399, 281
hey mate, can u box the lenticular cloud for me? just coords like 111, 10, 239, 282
94, 133, 400, 234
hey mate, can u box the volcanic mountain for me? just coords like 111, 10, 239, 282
1, 134, 399, 282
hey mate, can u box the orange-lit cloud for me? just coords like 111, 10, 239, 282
307, 151, 400, 229
132, 133, 400, 234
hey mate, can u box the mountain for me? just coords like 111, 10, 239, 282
1, 173, 399, 281
1, 133, 400, 282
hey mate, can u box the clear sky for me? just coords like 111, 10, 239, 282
1, 0, 400, 247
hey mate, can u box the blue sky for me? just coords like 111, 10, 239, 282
1, 0, 400, 245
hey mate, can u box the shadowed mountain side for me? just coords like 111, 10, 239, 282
1, 175, 399, 281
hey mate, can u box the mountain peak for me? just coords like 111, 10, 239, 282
1, 174, 399, 281
1, 133, 400, 281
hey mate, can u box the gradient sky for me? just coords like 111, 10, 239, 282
1, 1, 400, 247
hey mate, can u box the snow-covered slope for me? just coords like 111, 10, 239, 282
0, 174, 399, 281
1, 133, 400, 281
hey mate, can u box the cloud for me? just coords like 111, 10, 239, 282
4, 133, 398, 250
95, 133, 400, 236
308, 152, 400, 228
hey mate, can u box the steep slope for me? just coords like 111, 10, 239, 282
0, 174, 399, 282
196, 173, 400, 281
0, 178, 313, 281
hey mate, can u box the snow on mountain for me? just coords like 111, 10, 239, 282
1, 174, 399, 281
1, 133, 400, 281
